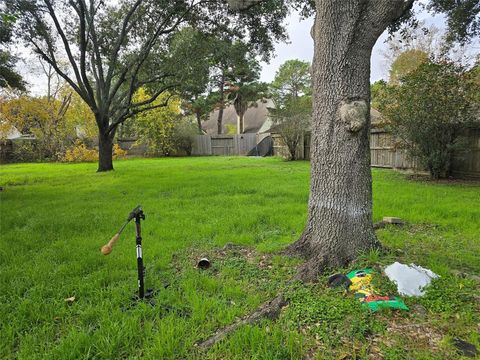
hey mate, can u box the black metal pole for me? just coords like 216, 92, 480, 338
135, 214, 145, 299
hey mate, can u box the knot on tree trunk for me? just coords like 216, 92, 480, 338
339, 100, 368, 133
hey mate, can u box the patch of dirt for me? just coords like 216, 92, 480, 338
217, 243, 275, 270
173, 242, 274, 272
404, 223, 441, 235
406, 174, 480, 185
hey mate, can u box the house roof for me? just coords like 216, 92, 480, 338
370, 108, 386, 128
0, 123, 23, 140
202, 99, 274, 135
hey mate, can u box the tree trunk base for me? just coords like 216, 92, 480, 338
97, 165, 114, 172
285, 226, 381, 282
197, 226, 381, 349
284, 228, 311, 258
97, 132, 114, 172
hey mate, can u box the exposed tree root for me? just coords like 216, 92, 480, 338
196, 294, 287, 350
284, 228, 311, 257
294, 254, 344, 283
196, 256, 337, 349
197, 222, 384, 349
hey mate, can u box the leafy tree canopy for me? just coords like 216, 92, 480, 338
378, 60, 479, 179
270, 59, 311, 108
5, 0, 289, 169
0, 12, 25, 91
389, 49, 430, 83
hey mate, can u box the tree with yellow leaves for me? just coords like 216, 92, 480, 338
1, 94, 73, 160
0, 85, 97, 161
133, 89, 182, 156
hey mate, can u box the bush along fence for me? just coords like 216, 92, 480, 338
3, 128, 478, 179
369, 128, 480, 179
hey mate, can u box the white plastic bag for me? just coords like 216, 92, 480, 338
384, 262, 439, 297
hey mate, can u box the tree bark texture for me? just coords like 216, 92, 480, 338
287, 0, 413, 281
234, 95, 248, 134
234, 99, 247, 134
98, 130, 114, 172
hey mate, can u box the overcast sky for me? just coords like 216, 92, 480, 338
260, 7, 451, 83
16, 5, 474, 96
259, 15, 397, 82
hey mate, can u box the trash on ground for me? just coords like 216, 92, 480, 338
197, 258, 211, 269
327, 274, 352, 288
64, 296, 75, 303
346, 269, 408, 311
382, 216, 404, 225
374, 216, 404, 229
384, 262, 438, 297
453, 338, 478, 357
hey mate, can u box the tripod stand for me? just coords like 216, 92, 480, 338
102, 205, 155, 301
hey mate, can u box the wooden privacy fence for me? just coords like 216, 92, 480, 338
370, 129, 422, 169
450, 129, 480, 178
369, 128, 480, 178
271, 133, 309, 160
192, 134, 269, 156
275, 129, 480, 178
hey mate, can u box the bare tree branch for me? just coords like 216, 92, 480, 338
43, 0, 96, 106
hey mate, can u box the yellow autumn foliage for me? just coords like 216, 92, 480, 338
63, 141, 127, 162
113, 144, 127, 159
133, 89, 182, 156
63, 141, 98, 162
0, 85, 97, 160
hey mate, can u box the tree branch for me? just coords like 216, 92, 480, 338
105, 0, 145, 91
108, 85, 176, 132
29, 39, 90, 106
84, 0, 106, 98
74, 0, 97, 106
43, 0, 95, 106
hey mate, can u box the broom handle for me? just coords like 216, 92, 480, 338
101, 233, 120, 255
101, 206, 143, 256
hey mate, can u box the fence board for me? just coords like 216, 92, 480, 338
451, 129, 480, 178
370, 131, 420, 170
192, 134, 264, 156
192, 135, 212, 155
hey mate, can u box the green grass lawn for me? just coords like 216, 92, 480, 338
1, 157, 479, 359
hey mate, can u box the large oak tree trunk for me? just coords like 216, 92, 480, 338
287, 0, 412, 281
98, 131, 114, 172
